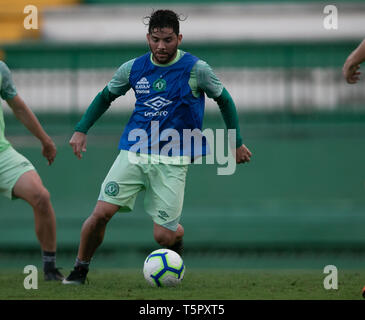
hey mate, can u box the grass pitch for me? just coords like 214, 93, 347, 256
0, 269, 364, 300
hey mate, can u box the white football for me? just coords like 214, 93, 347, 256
143, 249, 185, 287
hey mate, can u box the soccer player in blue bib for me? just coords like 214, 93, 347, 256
63, 9, 252, 284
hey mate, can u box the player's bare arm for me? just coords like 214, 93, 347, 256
343, 39, 365, 84
6, 94, 56, 165
69, 131, 87, 160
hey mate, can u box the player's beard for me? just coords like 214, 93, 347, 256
150, 44, 178, 65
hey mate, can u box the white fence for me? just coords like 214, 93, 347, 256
7, 67, 364, 113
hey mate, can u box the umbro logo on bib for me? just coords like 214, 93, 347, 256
143, 96, 172, 111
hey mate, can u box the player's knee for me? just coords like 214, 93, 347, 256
89, 202, 119, 227
31, 187, 51, 210
91, 208, 113, 226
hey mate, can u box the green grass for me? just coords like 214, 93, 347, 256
1, 269, 364, 300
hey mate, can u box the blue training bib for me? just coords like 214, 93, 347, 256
118, 52, 207, 158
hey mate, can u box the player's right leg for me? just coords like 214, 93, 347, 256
63, 150, 144, 285
62, 200, 120, 284
78, 200, 120, 262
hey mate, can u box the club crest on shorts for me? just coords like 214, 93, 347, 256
105, 181, 119, 197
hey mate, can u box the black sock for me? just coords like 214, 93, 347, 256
43, 251, 56, 272
168, 239, 184, 256
74, 258, 90, 271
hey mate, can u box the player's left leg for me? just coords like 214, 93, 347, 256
154, 222, 184, 247
12, 170, 63, 280
13, 170, 56, 251
145, 163, 188, 255
154, 222, 185, 255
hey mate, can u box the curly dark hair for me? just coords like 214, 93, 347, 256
144, 9, 185, 36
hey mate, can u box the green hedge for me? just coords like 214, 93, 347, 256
1, 41, 358, 69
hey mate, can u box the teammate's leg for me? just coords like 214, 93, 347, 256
63, 200, 119, 284
12, 170, 63, 280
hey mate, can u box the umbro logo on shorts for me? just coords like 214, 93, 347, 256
158, 210, 169, 221
20, 161, 30, 167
